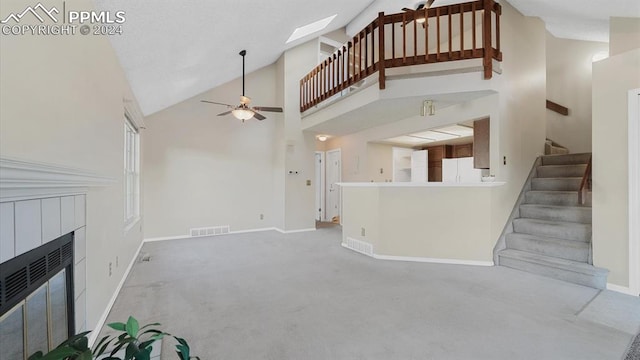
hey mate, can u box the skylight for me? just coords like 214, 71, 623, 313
286, 14, 337, 44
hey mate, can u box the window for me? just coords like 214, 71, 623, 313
124, 117, 140, 226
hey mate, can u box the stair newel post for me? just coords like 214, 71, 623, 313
482, 0, 493, 79
378, 12, 386, 90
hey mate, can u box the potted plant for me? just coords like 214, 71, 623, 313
29, 316, 199, 360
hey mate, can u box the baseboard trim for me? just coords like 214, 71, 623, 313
88, 239, 144, 346
341, 243, 494, 267
144, 227, 282, 243
374, 254, 494, 266
606, 283, 639, 296
274, 227, 317, 234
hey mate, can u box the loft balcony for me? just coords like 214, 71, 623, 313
299, 0, 503, 132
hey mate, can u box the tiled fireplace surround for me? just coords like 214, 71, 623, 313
0, 157, 115, 335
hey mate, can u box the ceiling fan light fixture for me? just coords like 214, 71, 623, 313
232, 108, 255, 121
421, 100, 435, 116
416, 17, 426, 24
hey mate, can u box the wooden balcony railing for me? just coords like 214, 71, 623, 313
300, 0, 502, 112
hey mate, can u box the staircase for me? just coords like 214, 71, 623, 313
496, 153, 608, 289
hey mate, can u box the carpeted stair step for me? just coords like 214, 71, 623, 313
525, 190, 583, 206
537, 164, 587, 178
541, 153, 592, 166
505, 233, 590, 262
531, 177, 582, 191
512, 218, 591, 242
519, 204, 592, 224
497, 249, 608, 289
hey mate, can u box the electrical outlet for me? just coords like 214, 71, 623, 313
361, 227, 366, 236
306, 179, 311, 186
260, 214, 264, 220
109, 262, 112, 277
380, 168, 384, 174
503, 156, 507, 165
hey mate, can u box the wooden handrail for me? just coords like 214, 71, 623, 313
578, 156, 592, 205
546, 100, 569, 116
299, 0, 503, 112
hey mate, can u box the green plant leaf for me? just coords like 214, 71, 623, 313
126, 316, 140, 338
108, 322, 127, 331
77, 350, 93, 360
57, 331, 91, 348
125, 342, 139, 360
93, 335, 112, 356
27, 351, 44, 360
138, 322, 161, 330
38, 346, 79, 360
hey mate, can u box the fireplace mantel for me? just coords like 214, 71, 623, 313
0, 157, 116, 202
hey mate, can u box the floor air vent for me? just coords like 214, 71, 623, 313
345, 237, 374, 257
189, 225, 230, 237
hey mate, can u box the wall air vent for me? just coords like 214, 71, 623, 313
345, 237, 374, 257
189, 225, 230, 237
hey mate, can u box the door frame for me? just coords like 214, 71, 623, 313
325, 148, 342, 223
628, 88, 640, 296
315, 151, 326, 222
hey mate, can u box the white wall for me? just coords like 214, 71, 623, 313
546, 33, 608, 153
592, 40, 640, 288
0, 0, 143, 334
281, 41, 318, 231
143, 65, 280, 238
609, 17, 640, 56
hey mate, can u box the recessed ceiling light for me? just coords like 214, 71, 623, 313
286, 14, 337, 44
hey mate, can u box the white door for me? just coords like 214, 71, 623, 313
326, 149, 341, 222
314, 152, 325, 221
411, 150, 428, 182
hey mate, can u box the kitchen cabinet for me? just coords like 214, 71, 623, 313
411, 150, 428, 182
442, 157, 482, 183
474, 118, 490, 169
453, 143, 473, 158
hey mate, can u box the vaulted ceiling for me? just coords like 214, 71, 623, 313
93, 0, 640, 116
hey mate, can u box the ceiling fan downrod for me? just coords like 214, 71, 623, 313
239, 49, 246, 97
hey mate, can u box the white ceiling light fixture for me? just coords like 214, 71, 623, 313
286, 14, 338, 44
317, 135, 329, 142
231, 108, 255, 121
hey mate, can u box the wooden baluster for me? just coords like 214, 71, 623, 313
413, 11, 417, 63
378, 12, 386, 89
495, 5, 501, 57
482, 0, 493, 79
332, 54, 336, 95
425, 7, 429, 62
436, 7, 441, 61
448, 6, 452, 59
392, 15, 396, 60
402, 12, 407, 64
472, 2, 476, 54
460, 5, 464, 58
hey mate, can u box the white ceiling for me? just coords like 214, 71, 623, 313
94, 0, 640, 117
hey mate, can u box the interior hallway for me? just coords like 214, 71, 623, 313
101, 227, 640, 359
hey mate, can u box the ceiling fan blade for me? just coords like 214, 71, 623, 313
252, 112, 266, 121
217, 110, 233, 116
401, 7, 412, 11
426, 0, 435, 8
253, 106, 283, 113
201, 100, 233, 107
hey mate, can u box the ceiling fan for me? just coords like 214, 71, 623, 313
201, 50, 283, 122
401, 0, 435, 28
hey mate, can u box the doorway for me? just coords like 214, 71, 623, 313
314, 152, 325, 221
628, 89, 640, 296
325, 148, 342, 223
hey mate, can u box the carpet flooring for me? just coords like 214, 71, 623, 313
101, 226, 640, 359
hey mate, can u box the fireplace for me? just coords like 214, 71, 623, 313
0, 157, 112, 359
0, 232, 75, 358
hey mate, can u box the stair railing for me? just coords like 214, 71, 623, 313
299, 0, 502, 112
578, 156, 592, 205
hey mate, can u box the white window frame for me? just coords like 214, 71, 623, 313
124, 116, 140, 228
